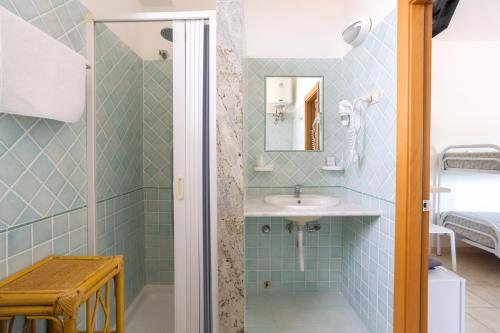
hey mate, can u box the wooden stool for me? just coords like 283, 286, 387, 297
0, 256, 125, 333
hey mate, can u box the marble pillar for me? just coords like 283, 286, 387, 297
216, 0, 245, 332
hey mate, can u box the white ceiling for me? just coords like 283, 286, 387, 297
435, 0, 500, 41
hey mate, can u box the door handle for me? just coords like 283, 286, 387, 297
176, 176, 184, 200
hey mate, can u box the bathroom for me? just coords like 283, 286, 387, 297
0, 0, 459, 332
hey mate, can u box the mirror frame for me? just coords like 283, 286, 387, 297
264, 75, 325, 152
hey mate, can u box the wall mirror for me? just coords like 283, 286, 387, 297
265, 76, 324, 151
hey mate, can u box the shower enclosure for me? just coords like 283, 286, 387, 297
85, 11, 217, 333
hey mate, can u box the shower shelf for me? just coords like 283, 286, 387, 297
321, 165, 344, 171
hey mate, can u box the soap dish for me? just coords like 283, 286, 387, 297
321, 165, 344, 171
254, 165, 274, 172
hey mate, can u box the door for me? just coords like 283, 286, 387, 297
394, 1, 433, 332
174, 19, 217, 333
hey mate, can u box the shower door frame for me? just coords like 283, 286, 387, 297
85, 11, 218, 333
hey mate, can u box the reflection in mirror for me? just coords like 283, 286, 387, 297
265, 77, 323, 151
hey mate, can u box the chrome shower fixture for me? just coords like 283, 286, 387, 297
159, 49, 168, 60
272, 104, 286, 124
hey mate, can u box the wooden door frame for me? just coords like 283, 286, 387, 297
394, 0, 433, 332
304, 82, 320, 150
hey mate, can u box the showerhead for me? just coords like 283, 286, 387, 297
160, 27, 173, 42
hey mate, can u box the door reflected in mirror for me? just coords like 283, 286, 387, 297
265, 76, 323, 151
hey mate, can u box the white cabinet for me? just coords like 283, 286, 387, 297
428, 266, 465, 333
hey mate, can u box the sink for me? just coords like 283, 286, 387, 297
263, 194, 340, 225
263, 194, 341, 270
264, 194, 340, 210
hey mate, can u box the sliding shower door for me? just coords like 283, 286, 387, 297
172, 19, 208, 332
87, 12, 216, 333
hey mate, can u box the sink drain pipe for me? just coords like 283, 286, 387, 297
297, 226, 305, 272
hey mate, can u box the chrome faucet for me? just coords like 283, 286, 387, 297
294, 185, 303, 198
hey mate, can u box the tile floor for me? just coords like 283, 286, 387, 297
433, 250, 500, 333
246, 292, 369, 333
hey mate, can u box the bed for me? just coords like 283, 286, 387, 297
440, 211, 500, 257
436, 145, 500, 258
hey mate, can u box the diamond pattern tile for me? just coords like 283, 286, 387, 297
244, 9, 398, 333
245, 58, 346, 188
143, 60, 173, 188
245, 14, 397, 203
341, 13, 398, 203
95, 24, 144, 201
0, 0, 88, 226
0, 1, 155, 306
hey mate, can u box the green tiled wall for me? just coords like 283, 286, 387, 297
244, 9, 398, 333
245, 216, 343, 294
0, 0, 89, 283
245, 58, 345, 188
95, 23, 144, 201
96, 189, 146, 306
0, 0, 153, 314
0, 207, 87, 277
143, 60, 173, 188
144, 188, 174, 284
143, 60, 174, 285
0, 3, 175, 324
0, 0, 88, 228
340, 10, 398, 333
94, 21, 146, 307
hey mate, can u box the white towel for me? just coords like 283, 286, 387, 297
0, 7, 86, 123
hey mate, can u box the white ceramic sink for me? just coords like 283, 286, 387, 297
263, 194, 340, 224
264, 194, 340, 225
264, 194, 340, 210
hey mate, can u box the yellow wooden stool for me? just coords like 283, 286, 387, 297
0, 256, 125, 333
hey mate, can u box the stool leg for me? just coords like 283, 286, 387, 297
450, 232, 457, 271
115, 269, 125, 333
